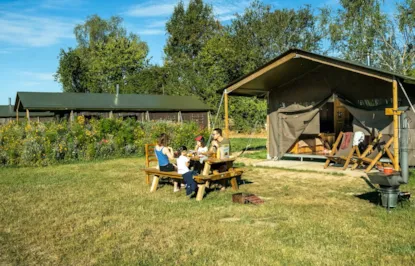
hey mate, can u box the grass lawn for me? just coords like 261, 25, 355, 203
1, 158, 415, 265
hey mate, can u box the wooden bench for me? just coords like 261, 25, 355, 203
143, 144, 244, 201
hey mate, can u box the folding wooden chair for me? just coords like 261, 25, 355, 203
351, 134, 394, 173
324, 132, 361, 170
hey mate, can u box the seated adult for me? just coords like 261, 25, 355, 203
155, 133, 176, 172
209, 128, 231, 174
209, 128, 231, 159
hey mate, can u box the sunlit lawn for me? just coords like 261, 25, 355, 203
1, 157, 415, 265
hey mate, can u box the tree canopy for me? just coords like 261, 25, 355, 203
55, 1, 415, 132
55, 15, 149, 93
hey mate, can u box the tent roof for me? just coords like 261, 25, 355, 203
221, 48, 415, 98
0, 105, 54, 118
15, 92, 212, 112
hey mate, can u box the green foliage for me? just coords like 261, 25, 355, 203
164, 0, 220, 63
324, 0, 415, 74
0, 119, 208, 167
55, 15, 149, 93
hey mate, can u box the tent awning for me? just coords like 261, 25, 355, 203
220, 49, 415, 102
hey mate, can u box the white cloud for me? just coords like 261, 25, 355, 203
22, 71, 55, 82
0, 11, 76, 47
126, 0, 251, 36
137, 29, 166, 36
125, 3, 177, 18
41, 0, 83, 9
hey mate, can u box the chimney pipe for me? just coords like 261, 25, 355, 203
400, 111, 409, 184
8, 98, 12, 112
116, 84, 119, 96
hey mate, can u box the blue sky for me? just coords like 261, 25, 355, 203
0, 0, 396, 105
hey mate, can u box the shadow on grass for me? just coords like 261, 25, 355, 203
360, 176, 377, 190
238, 145, 267, 152
203, 177, 254, 196
355, 191, 380, 205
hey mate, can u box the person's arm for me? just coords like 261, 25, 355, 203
163, 147, 175, 160
207, 141, 218, 156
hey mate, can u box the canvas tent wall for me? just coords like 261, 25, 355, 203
221, 49, 415, 166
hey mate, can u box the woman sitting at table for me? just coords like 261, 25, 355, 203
155, 133, 176, 172
155, 133, 182, 192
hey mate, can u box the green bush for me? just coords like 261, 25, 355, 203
0, 118, 209, 167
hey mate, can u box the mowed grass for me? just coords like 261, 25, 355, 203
1, 158, 415, 265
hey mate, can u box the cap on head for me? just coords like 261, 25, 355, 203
195, 135, 203, 141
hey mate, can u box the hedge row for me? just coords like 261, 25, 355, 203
0, 117, 209, 166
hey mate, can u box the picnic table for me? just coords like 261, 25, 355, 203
143, 144, 243, 201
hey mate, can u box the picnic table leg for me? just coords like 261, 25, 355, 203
230, 177, 238, 191
150, 175, 159, 192
196, 183, 206, 201
202, 163, 211, 176
146, 174, 151, 185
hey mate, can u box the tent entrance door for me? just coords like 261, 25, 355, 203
334, 98, 351, 135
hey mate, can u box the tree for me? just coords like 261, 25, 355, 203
324, 0, 387, 65
195, 1, 325, 131
324, 0, 415, 75
164, 0, 220, 63
55, 15, 149, 93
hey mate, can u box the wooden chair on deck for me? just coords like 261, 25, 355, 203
351, 134, 394, 173
324, 132, 361, 170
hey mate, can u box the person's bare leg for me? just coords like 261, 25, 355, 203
173, 181, 180, 192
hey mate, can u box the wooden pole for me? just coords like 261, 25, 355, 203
26, 109, 30, 123
392, 79, 400, 170
224, 89, 229, 138
266, 113, 270, 159
207, 111, 211, 130
16, 99, 20, 122
70, 110, 74, 124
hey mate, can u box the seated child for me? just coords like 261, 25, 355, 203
177, 146, 198, 197
193, 136, 208, 173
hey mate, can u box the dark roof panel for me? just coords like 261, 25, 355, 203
15, 93, 212, 112
0, 105, 54, 118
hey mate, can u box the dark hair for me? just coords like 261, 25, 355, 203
179, 146, 187, 153
157, 133, 168, 146
213, 128, 222, 136
198, 137, 206, 147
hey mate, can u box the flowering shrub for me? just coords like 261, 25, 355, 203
0, 118, 209, 166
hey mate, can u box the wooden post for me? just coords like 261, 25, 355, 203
16, 99, 20, 122
109, 111, 113, 119
207, 111, 211, 130
392, 79, 400, 170
178, 111, 182, 123
224, 89, 229, 138
70, 110, 74, 124
196, 184, 206, 201
266, 113, 270, 159
26, 109, 30, 123
150, 176, 159, 192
